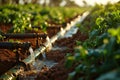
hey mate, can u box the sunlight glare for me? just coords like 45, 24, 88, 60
75, 0, 120, 6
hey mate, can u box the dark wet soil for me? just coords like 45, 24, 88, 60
35, 30, 88, 80
0, 23, 62, 75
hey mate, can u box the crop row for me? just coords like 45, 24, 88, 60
0, 4, 89, 34
65, 2, 120, 80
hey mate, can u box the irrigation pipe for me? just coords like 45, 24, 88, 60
0, 11, 89, 80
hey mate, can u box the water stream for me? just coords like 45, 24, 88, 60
29, 47, 35, 62
60, 26, 78, 38
32, 59, 57, 71
28, 36, 57, 73
42, 52, 46, 60
46, 36, 52, 51
51, 45, 68, 51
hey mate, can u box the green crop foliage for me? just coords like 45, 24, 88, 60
0, 4, 87, 33
66, 2, 120, 80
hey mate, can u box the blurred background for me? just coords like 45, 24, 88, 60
0, 0, 119, 7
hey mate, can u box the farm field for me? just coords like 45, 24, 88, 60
0, 1, 120, 80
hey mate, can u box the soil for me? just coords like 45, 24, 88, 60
0, 49, 16, 75
46, 26, 61, 38
35, 30, 88, 80
0, 23, 62, 75
0, 15, 88, 80
0, 23, 12, 33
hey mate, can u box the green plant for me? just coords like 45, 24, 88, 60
0, 4, 87, 33
65, 2, 120, 80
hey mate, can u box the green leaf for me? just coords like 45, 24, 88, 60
97, 69, 120, 80
96, 17, 104, 28
108, 28, 118, 36
67, 71, 76, 80
89, 29, 99, 39
75, 64, 84, 73
75, 53, 81, 61
65, 54, 75, 68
